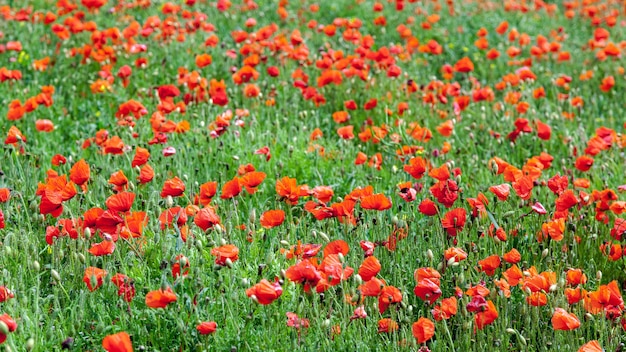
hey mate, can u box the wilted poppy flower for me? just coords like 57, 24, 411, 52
286, 312, 309, 329
196, 321, 217, 335
145, 287, 177, 308
102, 331, 133, 352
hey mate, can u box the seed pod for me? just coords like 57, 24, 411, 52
51, 269, 61, 282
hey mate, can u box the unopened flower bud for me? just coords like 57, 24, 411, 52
0, 321, 8, 335
225, 258, 233, 268
26, 338, 35, 351
596, 271, 602, 281
541, 248, 549, 258
165, 196, 174, 208
32, 261, 40, 271
318, 231, 329, 242
426, 249, 434, 260
51, 269, 61, 282
280, 240, 290, 247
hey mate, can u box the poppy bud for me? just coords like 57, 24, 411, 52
426, 249, 434, 260
436, 262, 443, 272
541, 248, 549, 258
318, 231, 330, 242
220, 237, 227, 246
32, 260, 40, 271
26, 338, 35, 351
78, 253, 86, 264
165, 196, 174, 208
558, 278, 566, 288
0, 321, 8, 335
4, 246, 11, 257
249, 294, 259, 304
519, 335, 527, 346
584, 313, 594, 321
354, 274, 363, 285
225, 258, 233, 268
129, 181, 136, 191
596, 271, 602, 281
84, 228, 92, 238
322, 319, 330, 328
338, 253, 345, 263
311, 230, 317, 238
506, 328, 516, 334
195, 239, 203, 250
241, 278, 250, 287
447, 257, 456, 267
280, 240, 290, 247
549, 284, 557, 292
249, 209, 256, 223
392, 165, 398, 173
391, 216, 399, 225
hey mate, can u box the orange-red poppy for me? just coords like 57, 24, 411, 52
102, 331, 133, 352
260, 209, 285, 228
246, 279, 283, 305
552, 308, 580, 330
211, 244, 239, 266
412, 317, 435, 343
83, 267, 107, 292
145, 287, 177, 308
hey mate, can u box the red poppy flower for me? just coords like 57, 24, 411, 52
161, 177, 185, 197
246, 279, 283, 305
102, 332, 133, 352
441, 208, 466, 236
83, 267, 107, 291
412, 317, 435, 343
552, 308, 580, 331
260, 209, 285, 228
145, 287, 177, 308
196, 321, 217, 335
210, 244, 239, 266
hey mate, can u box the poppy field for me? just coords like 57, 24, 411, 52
1, 0, 626, 351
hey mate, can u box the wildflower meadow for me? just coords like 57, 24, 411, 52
0, 0, 625, 351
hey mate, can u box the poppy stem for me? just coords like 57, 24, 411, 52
442, 318, 456, 352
